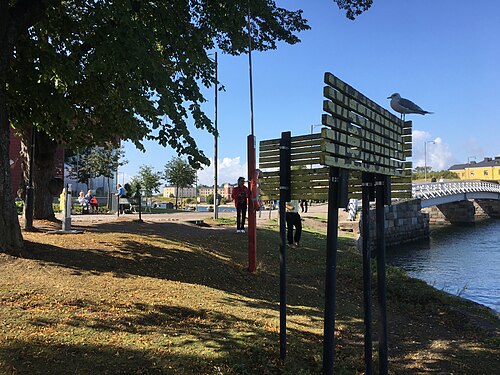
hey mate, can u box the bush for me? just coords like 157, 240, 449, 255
15, 200, 23, 215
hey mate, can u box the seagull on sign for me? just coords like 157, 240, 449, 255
388, 93, 433, 120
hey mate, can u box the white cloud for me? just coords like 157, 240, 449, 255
197, 156, 247, 186
412, 130, 455, 171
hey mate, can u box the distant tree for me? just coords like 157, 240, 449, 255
66, 143, 127, 208
86, 144, 128, 208
206, 193, 222, 205
66, 149, 93, 192
413, 166, 432, 174
412, 168, 459, 181
164, 158, 197, 209
131, 165, 163, 206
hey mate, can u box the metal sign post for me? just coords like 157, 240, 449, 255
62, 184, 72, 231
247, 135, 257, 272
278, 131, 291, 360
258, 73, 411, 374
361, 172, 374, 374
323, 167, 348, 374
375, 174, 390, 374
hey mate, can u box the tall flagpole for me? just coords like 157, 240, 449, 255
213, 52, 219, 219
247, 3, 255, 137
247, 0, 257, 272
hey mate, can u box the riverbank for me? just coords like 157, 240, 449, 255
387, 219, 500, 313
0, 215, 498, 373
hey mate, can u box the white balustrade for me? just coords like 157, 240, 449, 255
412, 180, 500, 200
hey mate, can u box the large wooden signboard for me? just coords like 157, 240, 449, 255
260, 73, 415, 375
259, 73, 412, 201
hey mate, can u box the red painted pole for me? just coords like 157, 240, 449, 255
247, 135, 257, 272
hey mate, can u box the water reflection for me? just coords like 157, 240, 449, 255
387, 220, 500, 313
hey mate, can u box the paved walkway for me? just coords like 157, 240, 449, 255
58, 203, 335, 225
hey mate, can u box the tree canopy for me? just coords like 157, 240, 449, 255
0, 0, 373, 252
164, 157, 196, 208
164, 157, 196, 189
6, 0, 313, 168
131, 165, 163, 201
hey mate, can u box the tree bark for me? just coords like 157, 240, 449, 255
0, 98, 24, 252
0, 5, 24, 253
20, 130, 59, 220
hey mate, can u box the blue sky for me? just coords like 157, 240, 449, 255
121, 0, 500, 186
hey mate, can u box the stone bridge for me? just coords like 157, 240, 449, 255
412, 181, 500, 225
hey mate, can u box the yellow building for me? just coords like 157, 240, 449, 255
449, 156, 500, 181
162, 186, 197, 198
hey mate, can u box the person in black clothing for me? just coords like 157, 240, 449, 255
299, 199, 308, 213
286, 200, 302, 246
231, 177, 249, 233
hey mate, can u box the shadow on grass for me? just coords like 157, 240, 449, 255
23, 221, 356, 316
1, 300, 327, 374
9, 221, 500, 373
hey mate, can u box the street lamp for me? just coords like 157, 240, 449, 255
424, 140, 435, 181
207, 51, 219, 218
310, 124, 322, 134
195, 170, 198, 212
310, 124, 323, 169
467, 156, 476, 179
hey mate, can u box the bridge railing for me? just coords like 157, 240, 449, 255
412, 180, 500, 200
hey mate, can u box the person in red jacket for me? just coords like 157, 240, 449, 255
231, 177, 249, 233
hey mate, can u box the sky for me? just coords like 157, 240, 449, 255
120, 0, 500, 186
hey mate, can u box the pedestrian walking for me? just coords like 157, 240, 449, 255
286, 200, 302, 247
231, 177, 249, 233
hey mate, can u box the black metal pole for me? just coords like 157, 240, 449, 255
138, 192, 143, 222
375, 174, 388, 374
323, 167, 340, 374
361, 172, 373, 375
279, 131, 291, 361
117, 193, 120, 217
24, 125, 36, 230
213, 51, 219, 220
278, 195, 287, 360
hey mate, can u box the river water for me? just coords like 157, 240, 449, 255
386, 219, 500, 313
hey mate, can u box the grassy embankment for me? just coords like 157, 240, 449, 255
0, 217, 498, 374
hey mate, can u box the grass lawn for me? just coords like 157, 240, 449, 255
0, 217, 498, 374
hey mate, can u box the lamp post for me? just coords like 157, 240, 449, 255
246, 0, 257, 273
424, 140, 435, 181
195, 170, 198, 212
310, 124, 322, 135
310, 125, 322, 169
467, 156, 476, 179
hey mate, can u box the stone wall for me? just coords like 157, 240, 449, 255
474, 200, 500, 219
357, 199, 429, 251
422, 199, 500, 225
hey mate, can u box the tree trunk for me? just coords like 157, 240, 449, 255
20, 130, 59, 220
0, 55, 24, 252
175, 186, 179, 209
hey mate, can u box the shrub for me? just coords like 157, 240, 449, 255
15, 200, 23, 215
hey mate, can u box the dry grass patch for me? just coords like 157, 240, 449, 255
0, 218, 498, 374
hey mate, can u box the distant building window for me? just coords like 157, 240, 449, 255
470, 171, 475, 176
484, 170, 489, 176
